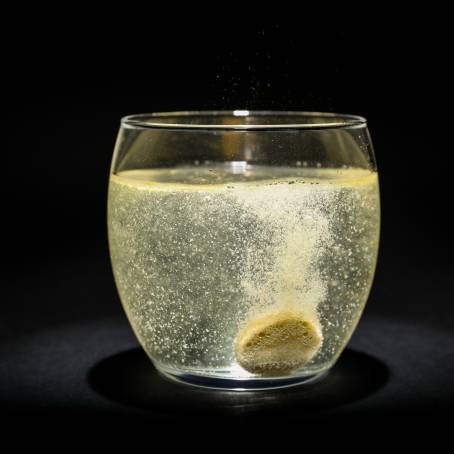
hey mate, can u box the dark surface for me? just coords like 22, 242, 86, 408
2, 309, 453, 420
1, 256, 453, 423
2, 21, 453, 426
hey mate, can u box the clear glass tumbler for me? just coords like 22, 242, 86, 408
108, 111, 380, 390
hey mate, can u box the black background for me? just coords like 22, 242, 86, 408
2, 17, 453, 429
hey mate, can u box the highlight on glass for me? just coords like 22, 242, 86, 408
107, 111, 380, 390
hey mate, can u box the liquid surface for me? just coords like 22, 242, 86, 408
108, 164, 380, 378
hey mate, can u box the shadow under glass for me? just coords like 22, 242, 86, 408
88, 348, 389, 419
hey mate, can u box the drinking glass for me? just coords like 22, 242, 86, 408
108, 111, 380, 390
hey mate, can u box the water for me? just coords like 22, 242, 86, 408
108, 163, 380, 379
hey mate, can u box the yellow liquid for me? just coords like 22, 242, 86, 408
108, 165, 380, 378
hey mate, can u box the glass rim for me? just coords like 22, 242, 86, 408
121, 110, 367, 131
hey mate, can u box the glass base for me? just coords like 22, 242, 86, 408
156, 365, 329, 391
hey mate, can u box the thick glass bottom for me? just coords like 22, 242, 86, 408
155, 364, 329, 391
